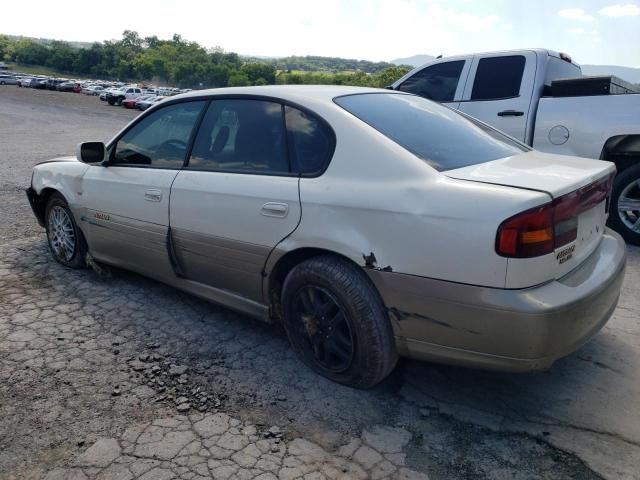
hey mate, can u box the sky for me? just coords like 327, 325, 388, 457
3, 0, 640, 67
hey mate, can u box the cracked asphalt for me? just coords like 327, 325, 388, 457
1, 86, 639, 480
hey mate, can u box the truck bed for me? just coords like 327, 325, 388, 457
532, 93, 640, 158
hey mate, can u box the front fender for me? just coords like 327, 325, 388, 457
30, 159, 90, 225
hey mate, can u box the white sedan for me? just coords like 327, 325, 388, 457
26, 86, 626, 387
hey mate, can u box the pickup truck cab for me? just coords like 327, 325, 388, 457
392, 49, 640, 244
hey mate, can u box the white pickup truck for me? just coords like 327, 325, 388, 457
391, 49, 640, 244
105, 85, 143, 106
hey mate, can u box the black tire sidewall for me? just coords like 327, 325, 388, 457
282, 256, 397, 388
608, 164, 640, 245
45, 194, 86, 268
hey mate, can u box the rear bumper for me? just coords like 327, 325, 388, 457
367, 229, 627, 371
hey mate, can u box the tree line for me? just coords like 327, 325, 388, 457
0, 31, 410, 89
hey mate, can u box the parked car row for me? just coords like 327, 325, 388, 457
1, 72, 191, 111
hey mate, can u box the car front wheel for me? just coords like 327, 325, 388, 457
282, 255, 397, 388
45, 193, 87, 268
608, 163, 640, 245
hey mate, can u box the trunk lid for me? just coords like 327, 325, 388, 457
446, 151, 616, 287
446, 151, 614, 198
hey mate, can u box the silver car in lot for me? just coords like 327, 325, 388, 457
26, 86, 626, 387
0, 74, 18, 85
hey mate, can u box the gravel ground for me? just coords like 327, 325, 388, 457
1, 85, 639, 480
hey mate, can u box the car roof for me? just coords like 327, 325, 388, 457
176, 85, 392, 104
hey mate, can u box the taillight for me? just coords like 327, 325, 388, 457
496, 204, 554, 257
496, 173, 614, 258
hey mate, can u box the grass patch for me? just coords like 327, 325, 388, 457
11, 64, 70, 77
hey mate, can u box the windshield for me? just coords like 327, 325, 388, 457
334, 93, 529, 172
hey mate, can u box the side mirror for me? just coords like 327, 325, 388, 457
384, 84, 396, 90
77, 141, 106, 164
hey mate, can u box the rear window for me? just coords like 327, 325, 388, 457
334, 93, 528, 172
545, 56, 582, 86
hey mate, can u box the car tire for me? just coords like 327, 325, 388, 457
116, 97, 123, 106
607, 163, 640, 245
45, 193, 87, 268
107, 98, 115, 105
282, 255, 397, 388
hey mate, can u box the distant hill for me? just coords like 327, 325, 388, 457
581, 65, 640, 84
390, 54, 436, 68
242, 55, 404, 74
5, 34, 93, 49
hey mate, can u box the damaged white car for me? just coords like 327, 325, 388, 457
27, 86, 626, 387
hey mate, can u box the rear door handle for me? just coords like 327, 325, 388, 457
497, 110, 524, 117
144, 189, 162, 202
261, 202, 289, 218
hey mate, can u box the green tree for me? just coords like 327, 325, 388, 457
0, 35, 12, 61
228, 72, 250, 86
11, 38, 49, 65
47, 41, 76, 72
241, 63, 276, 84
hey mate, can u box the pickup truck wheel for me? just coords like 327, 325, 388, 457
115, 97, 123, 106
282, 255, 397, 388
608, 164, 640, 245
107, 98, 115, 106
45, 193, 87, 268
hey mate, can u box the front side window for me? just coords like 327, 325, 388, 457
335, 93, 528, 172
189, 99, 289, 174
285, 106, 334, 175
398, 61, 465, 102
112, 101, 205, 168
471, 55, 526, 100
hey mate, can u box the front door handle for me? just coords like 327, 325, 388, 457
497, 110, 524, 117
144, 189, 162, 202
261, 202, 289, 218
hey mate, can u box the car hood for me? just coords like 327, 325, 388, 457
36, 155, 78, 166
445, 150, 615, 198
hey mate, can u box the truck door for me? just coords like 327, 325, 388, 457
394, 58, 471, 110
458, 51, 537, 142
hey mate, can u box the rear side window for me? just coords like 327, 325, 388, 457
189, 99, 289, 174
398, 61, 465, 102
285, 106, 334, 175
334, 93, 528, 172
471, 55, 526, 100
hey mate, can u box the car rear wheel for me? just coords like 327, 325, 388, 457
45, 193, 87, 268
608, 163, 640, 245
282, 255, 397, 388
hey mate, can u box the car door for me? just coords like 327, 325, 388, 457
81, 100, 206, 280
458, 52, 537, 142
170, 98, 301, 302
395, 58, 471, 110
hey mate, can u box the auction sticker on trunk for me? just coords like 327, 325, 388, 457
557, 244, 576, 264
